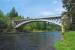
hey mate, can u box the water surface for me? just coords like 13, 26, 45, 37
0, 32, 61, 50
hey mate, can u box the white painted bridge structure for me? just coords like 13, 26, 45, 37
13, 17, 61, 28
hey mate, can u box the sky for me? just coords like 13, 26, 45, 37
0, 0, 64, 18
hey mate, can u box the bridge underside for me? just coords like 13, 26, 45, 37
14, 21, 61, 32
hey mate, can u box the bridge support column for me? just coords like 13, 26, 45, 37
61, 24, 65, 33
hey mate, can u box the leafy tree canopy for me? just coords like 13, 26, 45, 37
63, 0, 75, 12
7, 7, 18, 18
0, 10, 4, 19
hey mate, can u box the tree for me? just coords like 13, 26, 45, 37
0, 10, 4, 18
62, 0, 75, 31
0, 10, 8, 32
63, 0, 75, 17
7, 7, 18, 18
63, 0, 75, 11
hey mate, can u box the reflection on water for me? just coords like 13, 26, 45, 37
0, 32, 61, 50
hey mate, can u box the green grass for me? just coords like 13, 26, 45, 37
55, 31, 75, 50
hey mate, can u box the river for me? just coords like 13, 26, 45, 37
0, 32, 61, 50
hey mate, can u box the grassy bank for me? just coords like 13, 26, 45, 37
55, 31, 75, 50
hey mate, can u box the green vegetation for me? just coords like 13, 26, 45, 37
0, 10, 8, 32
0, 7, 23, 32
55, 31, 75, 50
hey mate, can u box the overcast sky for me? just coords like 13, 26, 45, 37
0, 0, 64, 18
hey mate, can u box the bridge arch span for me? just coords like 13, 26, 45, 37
14, 20, 61, 28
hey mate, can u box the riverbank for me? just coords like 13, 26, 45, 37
32, 30, 59, 32
0, 29, 60, 33
55, 31, 75, 50
0, 31, 60, 34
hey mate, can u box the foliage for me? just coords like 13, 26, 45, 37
0, 10, 4, 18
0, 10, 7, 28
7, 7, 18, 19
0, 7, 23, 32
63, 0, 75, 11
62, 0, 75, 31
55, 31, 75, 50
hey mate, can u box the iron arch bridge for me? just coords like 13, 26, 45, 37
12, 17, 61, 28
